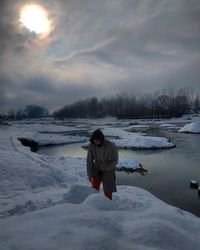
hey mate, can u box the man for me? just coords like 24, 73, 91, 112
87, 129, 118, 200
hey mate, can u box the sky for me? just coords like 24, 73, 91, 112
0, 0, 200, 113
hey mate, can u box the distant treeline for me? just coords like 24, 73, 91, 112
53, 89, 200, 119
5, 105, 49, 120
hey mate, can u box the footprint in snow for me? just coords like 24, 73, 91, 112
61, 184, 97, 204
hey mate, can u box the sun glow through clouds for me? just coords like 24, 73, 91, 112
20, 4, 51, 35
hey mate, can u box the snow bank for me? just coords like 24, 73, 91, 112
8, 123, 88, 147
0, 126, 88, 215
20, 131, 88, 147
13, 123, 79, 133
159, 123, 182, 131
178, 121, 200, 134
101, 127, 175, 149
102, 127, 142, 138
117, 159, 146, 174
0, 128, 66, 194
159, 123, 177, 127
117, 159, 142, 170
83, 138, 175, 150
0, 125, 141, 215
113, 136, 174, 149
1, 121, 200, 250
1, 186, 200, 250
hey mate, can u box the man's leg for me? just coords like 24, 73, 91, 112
91, 178, 101, 191
104, 192, 112, 200
102, 171, 117, 200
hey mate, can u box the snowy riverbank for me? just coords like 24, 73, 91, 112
179, 121, 200, 134
0, 121, 200, 250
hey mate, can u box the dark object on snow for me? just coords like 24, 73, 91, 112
198, 187, 200, 197
190, 180, 198, 189
18, 138, 39, 152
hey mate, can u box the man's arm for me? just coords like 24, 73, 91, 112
87, 144, 95, 177
100, 144, 118, 172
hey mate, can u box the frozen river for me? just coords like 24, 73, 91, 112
37, 125, 200, 217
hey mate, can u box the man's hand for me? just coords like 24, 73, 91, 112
100, 164, 107, 172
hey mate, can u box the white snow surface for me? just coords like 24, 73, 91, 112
113, 136, 174, 149
87, 127, 175, 149
117, 159, 142, 170
0, 122, 200, 250
159, 123, 177, 127
178, 121, 200, 133
8, 124, 88, 146
1, 186, 200, 250
12, 123, 79, 133
21, 131, 88, 146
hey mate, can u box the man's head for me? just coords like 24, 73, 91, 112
90, 129, 104, 147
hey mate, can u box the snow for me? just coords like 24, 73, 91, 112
85, 127, 175, 149
0, 126, 141, 215
117, 159, 142, 170
103, 127, 175, 149
12, 123, 79, 133
75, 124, 90, 129
7, 124, 88, 147
113, 136, 174, 149
159, 123, 182, 131
0, 121, 200, 250
159, 123, 177, 127
21, 131, 88, 146
1, 186, 200, 250
153, 114, 200, 125
102, 127, 142, 138
178, 121, 200, 133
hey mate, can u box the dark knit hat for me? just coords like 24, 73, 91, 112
90, 129, 105, 145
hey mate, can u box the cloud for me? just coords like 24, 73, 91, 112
0, 0, 200, 113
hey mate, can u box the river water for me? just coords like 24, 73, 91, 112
37, 125, 200, 217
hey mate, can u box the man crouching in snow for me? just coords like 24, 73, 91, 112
87, 129, 118, 200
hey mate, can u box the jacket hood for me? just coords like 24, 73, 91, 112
90, 129, 105, 146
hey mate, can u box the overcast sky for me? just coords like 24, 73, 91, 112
0, 0, 200, 113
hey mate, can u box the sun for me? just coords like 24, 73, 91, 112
20, 4, 51, 35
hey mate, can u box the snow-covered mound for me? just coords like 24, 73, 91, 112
117, 159, 142, 170
88, 127, 175, 149
82, 135, 174, 150
113, 136, 175, 149
1, 186, 200, 250
0, 126, 142, 215
20, 131, 88, 147
0, 128, 66, 194
178, 122, 200, 134
102, 127, 142, 138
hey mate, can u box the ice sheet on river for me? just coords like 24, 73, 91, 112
88, 127, 175, 149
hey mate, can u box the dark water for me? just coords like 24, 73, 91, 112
38, 127, 200, 217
